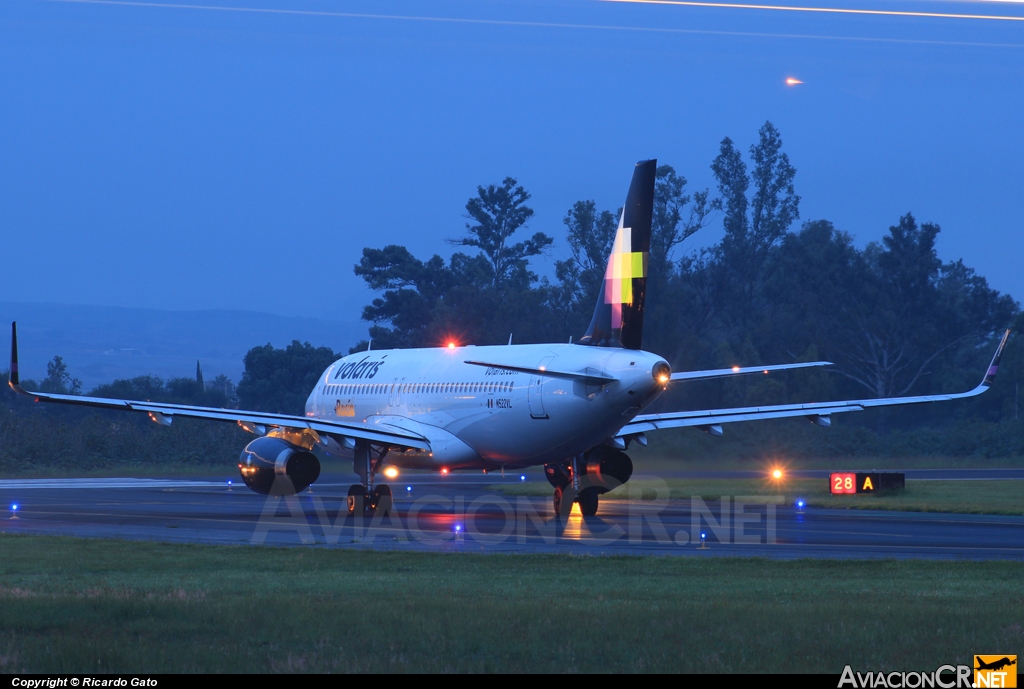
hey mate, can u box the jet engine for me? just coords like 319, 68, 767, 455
238, 436, 321, 495
544, 445, 633, 494
581, 446, 633, 493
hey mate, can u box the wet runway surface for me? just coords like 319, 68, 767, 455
0, 471, 1022, 560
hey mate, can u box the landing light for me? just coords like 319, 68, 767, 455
772, 469, 783, 480
383, 466, 399, 479
732, 366, 740, 372
447, 342, 456, 349
440, 468, 449, 475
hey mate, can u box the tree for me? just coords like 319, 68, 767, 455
835, 214, 1016, 397
354, 246, 457, 349
37, 356, 82, 395
554, 200, 619, 310
237, 341, 339, 414
711, 121, 800, 332
89, 373, 231, 407
650, 165, 718, 274
90, 375, 167, 402
208, 374, 237, 406
451, 177, 552, 288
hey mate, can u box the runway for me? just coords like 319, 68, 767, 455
1, 471, 1022, 560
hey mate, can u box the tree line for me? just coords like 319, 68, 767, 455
2, 121, 1021, 472
352, 121, 1021, 428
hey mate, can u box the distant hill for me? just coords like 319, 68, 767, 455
0, 303, 364, 390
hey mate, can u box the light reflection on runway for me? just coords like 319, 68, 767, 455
0, 472, 1022, 560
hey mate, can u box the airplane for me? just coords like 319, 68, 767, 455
976, 658, 1016, 672
7, 160, 1011, 517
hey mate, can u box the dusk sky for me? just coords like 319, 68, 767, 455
2, 0, 1022, 328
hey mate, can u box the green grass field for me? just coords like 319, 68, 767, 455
0, 535, 1021, 673
494, 478, 1024, 515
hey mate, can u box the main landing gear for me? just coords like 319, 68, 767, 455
346, 440, 393, 516
346, 484, 393, 516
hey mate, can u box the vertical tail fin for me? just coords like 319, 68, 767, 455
579, 159, 656, 350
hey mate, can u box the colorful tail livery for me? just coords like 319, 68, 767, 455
579, 159, 656, 350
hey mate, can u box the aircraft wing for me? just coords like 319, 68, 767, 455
671, 360, 832, 381
6, 323, 430, 451
623, 330, 1010, 436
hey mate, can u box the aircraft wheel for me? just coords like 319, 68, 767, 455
578, 487, 599, 517
553, 486, 574, 517
346, 484, 366, 516
373, 485, 393, 516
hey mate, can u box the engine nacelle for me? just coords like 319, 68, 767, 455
581, 446, 633, 494
543, 446, 633, 494
238, 436, 321, 495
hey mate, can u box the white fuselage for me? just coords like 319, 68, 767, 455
305, 343, 669, 470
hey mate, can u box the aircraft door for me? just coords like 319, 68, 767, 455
528, 356, 554, 419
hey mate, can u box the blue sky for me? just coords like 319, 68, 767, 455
2, 0, 1022, 326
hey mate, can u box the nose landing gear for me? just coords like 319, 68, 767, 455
544, 447, 634, 517
550, 456, 602, 517
553, 485, 600, 517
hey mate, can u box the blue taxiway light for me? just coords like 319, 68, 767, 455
11, 504, 17, 511
796, 499, 805, 508
520, 475, 526, 481
454, 524, 462, 532
406, 486, 412, 492
701, 533, 706, 539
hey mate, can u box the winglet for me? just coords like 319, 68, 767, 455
982, 329, 1011, 388
8, 321, 20, 391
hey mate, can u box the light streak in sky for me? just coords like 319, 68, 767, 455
786, 77, 804, 84
38, 0, 1024, 47
602, 0, 1024, 21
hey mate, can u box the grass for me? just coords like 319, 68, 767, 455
0, 534, 1021, 673
493, 478, 1024, 516
630, 449, 1024, 472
